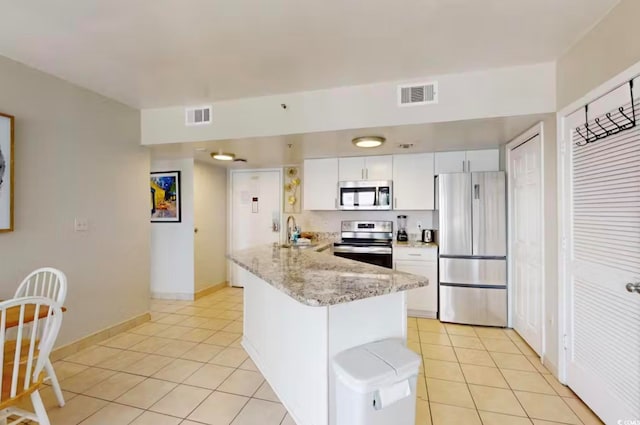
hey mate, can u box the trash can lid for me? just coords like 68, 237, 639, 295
364, 338, 421, 381
332, 338, 421, 394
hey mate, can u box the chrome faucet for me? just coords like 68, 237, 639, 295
286, 215, 297, 244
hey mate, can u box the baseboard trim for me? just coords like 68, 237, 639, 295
50, 312, 150, 361
195, 281, 228, 300
408, 309, 438, 319
151, 292, 195, 301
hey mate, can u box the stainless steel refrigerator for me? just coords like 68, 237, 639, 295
437, 172, 507, 327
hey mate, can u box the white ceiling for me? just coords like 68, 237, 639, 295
151, 113, 552, 168
0, 0, 618, 108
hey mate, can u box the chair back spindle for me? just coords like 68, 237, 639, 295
0, 297, 63, 404
15, 268, 67, 306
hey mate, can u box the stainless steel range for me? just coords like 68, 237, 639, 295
333, 221, 393, 269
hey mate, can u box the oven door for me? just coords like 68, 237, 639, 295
333, 246, 393, 269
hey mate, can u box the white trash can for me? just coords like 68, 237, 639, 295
332, 338, 421, 425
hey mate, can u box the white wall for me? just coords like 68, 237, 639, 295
150, 158, 195, 299
141, 62, 556, 145
541, 116, 559, 373
556, 0, 640, 109
291, 210, 435, 237
194, 161, 227, 291
0, 55, 149, 347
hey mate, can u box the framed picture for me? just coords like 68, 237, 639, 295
150, 171, 181, 223
0, 112, 14, 233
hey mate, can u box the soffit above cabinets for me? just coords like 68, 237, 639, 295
150, 113, 551, 168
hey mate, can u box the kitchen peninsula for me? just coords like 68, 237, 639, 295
228, 243, 428, 425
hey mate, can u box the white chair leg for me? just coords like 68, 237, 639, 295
31, 390, 51, 425
44, 358, 65, 407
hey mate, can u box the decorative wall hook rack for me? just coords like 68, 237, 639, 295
575, 80, 636, 146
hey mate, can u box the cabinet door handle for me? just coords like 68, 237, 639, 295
335, 198, 338, 209
408, 253, 422, 257
467, 160, 471, 172
361, 169, 364, 180
394, 197, 397, 209
366, 168, 369, 180
462, 160, 466, 173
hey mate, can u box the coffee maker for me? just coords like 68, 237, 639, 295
396, 215, 408, 242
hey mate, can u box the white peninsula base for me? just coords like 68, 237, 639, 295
237, 267, 408, 425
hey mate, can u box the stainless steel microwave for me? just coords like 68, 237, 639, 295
338, 180, 393, 210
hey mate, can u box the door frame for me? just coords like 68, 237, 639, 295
556, 59, 640, 383
505, 122, 545, 357
227, 168, 284, 286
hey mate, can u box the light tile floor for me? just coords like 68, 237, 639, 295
27, 287, 603, 425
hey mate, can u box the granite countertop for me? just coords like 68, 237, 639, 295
227, 241, 428, 307
393, 241, 438, 249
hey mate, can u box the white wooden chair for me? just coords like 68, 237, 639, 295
14, 268, 67, 407
0, 297, 63, 425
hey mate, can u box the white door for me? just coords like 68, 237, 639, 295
303, 158, 338, 210
338, 157, 365, 180
508, 134, 543, 355
434, 151, 465, 174
467, 149, 500, 172
365, 155, 393, 180
393, 153, 435, 210
230, 170, 282, 287
564, 93, 640, 423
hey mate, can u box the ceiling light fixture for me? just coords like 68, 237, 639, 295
210, 150, 235, 161
352, 136, 385, 148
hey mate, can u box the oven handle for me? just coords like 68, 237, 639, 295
333, 246, 392, 255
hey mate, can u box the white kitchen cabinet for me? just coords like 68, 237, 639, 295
393, 153, 435, 210
435, 149, 499, 174
365, 155, 393, 180
434, 151, 466, 174
466, 149, 500, 172
303, 158, 338, 210
394, 246, 438, 318
338, 156, 366, 181
338, 155, 393, 181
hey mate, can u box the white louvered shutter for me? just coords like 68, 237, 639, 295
567, 95, 640, 424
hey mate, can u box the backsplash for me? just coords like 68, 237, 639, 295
288, 210, 436, 234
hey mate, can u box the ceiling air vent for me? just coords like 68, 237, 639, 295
185, 105, 212, 126
398, 82, 438, 107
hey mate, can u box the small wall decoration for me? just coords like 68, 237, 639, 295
150, 171, 181, 222
0, 112, 14, 233
284, 166, 302, 213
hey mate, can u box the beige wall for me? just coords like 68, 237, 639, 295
542, 115, 559, 372
557, 0, 640, 109
194, 161, 227, 291
0, 55, 150, 347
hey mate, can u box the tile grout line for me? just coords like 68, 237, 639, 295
445, 324, 487, 425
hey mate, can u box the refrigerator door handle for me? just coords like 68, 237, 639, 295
474, 184, 480, 199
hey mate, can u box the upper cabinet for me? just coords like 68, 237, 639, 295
303, 158, 338, 210
364, 155, 393, 180
338, 155, 392, 181
465, 149, 500, 172
434, 149, 499, 174
393, 153, 435, 210
434, 151, 466, 174
304, 150, 498, 210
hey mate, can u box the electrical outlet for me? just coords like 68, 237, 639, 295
74, 218, 89, 232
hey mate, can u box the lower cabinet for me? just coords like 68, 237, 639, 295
394, 247, 438, 318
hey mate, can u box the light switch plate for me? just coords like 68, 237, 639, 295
74, 218, 89, 232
